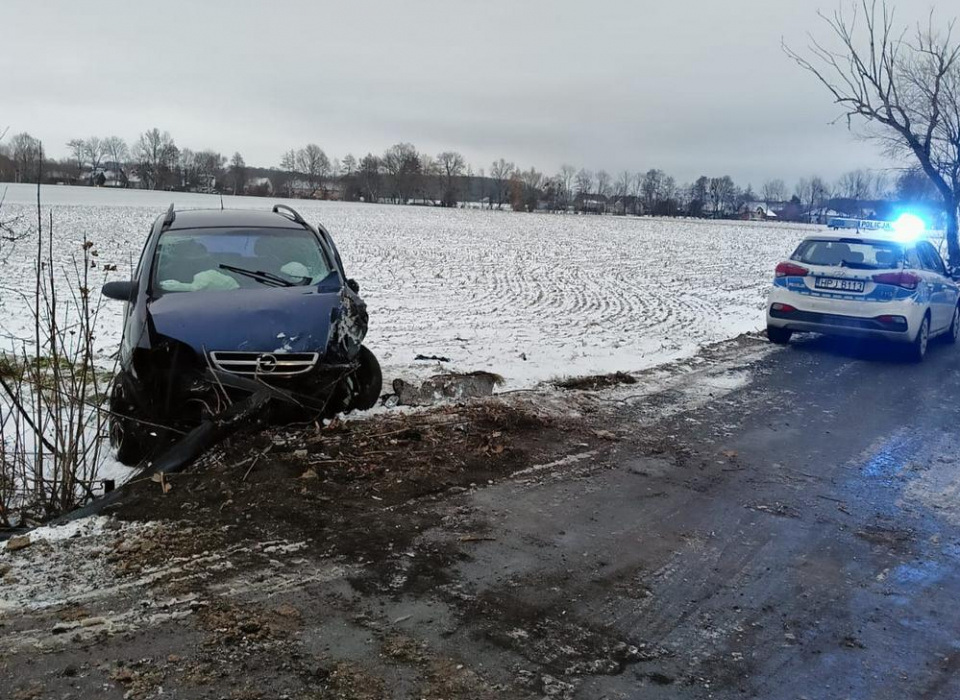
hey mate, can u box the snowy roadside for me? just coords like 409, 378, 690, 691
0, 185, 806, 392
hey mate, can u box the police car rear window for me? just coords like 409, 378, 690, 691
791, 239, 902, 270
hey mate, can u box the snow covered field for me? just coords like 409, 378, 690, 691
0, 184, 814, 389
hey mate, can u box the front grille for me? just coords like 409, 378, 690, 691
209, 351, 319, 377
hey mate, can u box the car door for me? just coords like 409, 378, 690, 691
903, 245, 936, 323
917, 241, 957, 331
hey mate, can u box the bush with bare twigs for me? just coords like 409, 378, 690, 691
0, 160, 114, 527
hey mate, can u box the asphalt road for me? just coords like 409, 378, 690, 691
5, 333, 960, 699
445, 333, 960, 699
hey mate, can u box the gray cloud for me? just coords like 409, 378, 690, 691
1, 0, 944, 186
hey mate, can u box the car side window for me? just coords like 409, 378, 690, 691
918, 242, 947, 276
904, 248, 923, 270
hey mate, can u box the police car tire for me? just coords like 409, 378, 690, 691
767, 326, 792, 345
909, 316, 930, 362
946, 306, 960, 345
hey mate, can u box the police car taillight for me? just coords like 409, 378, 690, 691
775, 262, 809, 278
871, 271, 921, 290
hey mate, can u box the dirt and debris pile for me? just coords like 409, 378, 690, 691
390, 371, 504, 407
555, 371, 638, 391
109, 397, 595, 559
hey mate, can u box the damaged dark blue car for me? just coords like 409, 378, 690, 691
102, 204, 381, 466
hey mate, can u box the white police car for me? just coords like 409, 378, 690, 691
766, 217, 960, 362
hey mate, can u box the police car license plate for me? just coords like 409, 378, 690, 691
815, 277, 865, 293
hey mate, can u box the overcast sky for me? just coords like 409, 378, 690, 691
1, 0, 946, 187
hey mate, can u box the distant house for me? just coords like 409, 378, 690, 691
45, 169, 76, 186
102, 169, 128, 187
246, 177, 273, 195
286, 179, 320, 198
575, 193, 609, 214
806, 208, 848, 225
325, 180, 344, 201
740, 201, 782, 221
609, 195, 641, 216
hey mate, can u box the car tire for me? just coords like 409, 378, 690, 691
946, 305, 960, 345
108, 383, 150, 466
908, 315, 930, 363
349, 345, 383, 411
767, 326, 792, 345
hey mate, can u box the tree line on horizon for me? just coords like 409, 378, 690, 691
0, 128, 945, 221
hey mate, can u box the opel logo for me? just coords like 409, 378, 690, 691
256, 353, 279, 373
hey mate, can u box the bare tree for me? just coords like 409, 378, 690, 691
229, 152, 246, 194
661, 174, 679, 214
762, 178, 787, 204
641, 169, 666, 213
490, 158, 515, 209
342, 154, 357, 176
133, 128, 178, 190
437, 151, 466, 207
295, 144, 331, 196
614, 170, 632, 214
595, 170, 612, 198
687, 176, 710, 217
812, 176, 832, 219
383, 143, 420, 204
177, 147, 196, 189
518, 167, 545, 211
796, 175, 832, 221
836, 169, 880, 216
84, 137, 105, 175
631, 172, 645, 215
66, 138, 86, 179
558, 164, 577, 211
785, 0, 960, 264
358, 153, 382, 202
837, 169, 873, 200
103, 136, 129, 185
897, 166, 941, 201
575, 168, 594, 198
418, 154, 440, 203
709, 176, 737, 217
10, 132, 40, 183
280, 149, 297, 174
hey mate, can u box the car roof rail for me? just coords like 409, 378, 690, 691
272, 204, 308, 226
161, 203, 176, 230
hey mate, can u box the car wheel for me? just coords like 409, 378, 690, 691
109, 382, 150, 466
349, 345, 383, 411
908, 315, 930, 362
767, 326, 792, 345
946, 305, 960, 345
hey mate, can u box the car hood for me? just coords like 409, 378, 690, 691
147, 287, 343, 355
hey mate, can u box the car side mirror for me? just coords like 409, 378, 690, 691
102, 280, 138, 301
346, 278, 360, 294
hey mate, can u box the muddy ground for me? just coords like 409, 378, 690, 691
4, 332, 960, 699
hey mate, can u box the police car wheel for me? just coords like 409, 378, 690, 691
946, 306, 960, 345
767, 326, 792, 345
909, 315, 930, 362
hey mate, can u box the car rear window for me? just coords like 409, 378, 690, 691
791, 239, 903, 270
